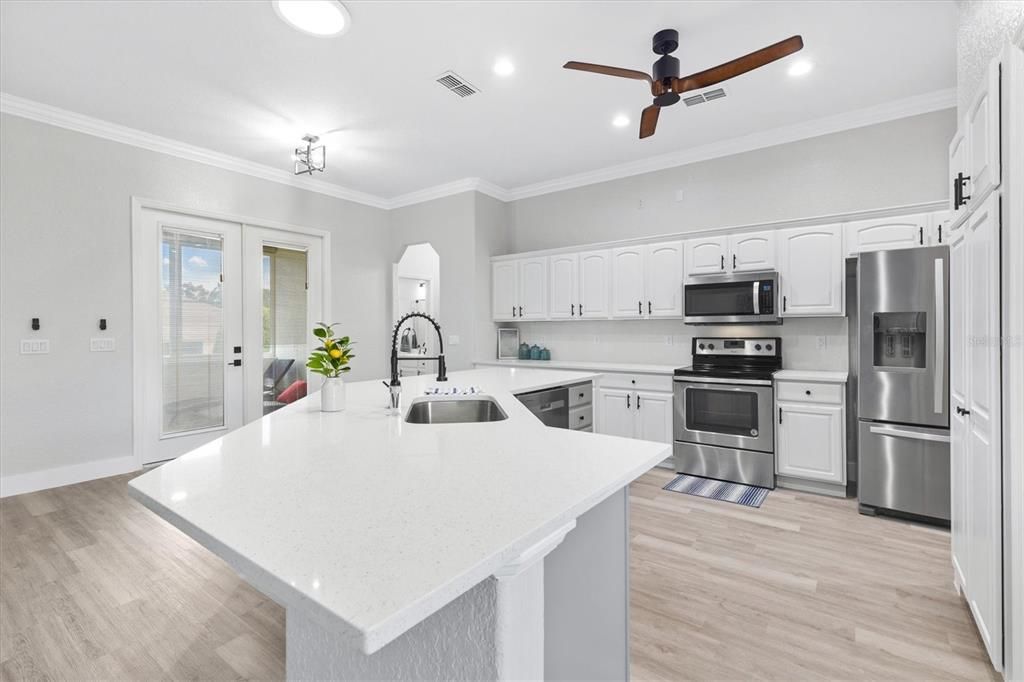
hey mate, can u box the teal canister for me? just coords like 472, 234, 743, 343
540, 347, 551, 361
529, 344, 541, 360
519, 342, 531, 360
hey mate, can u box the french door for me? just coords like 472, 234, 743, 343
134, 205, 324, 465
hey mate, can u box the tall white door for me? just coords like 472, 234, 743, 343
579, 250, 611, 318
135, 208, 244, 464
610, 246, 645, 318
644, 241, 683, 318
949, 225, 969, 590
964, 194, 1002, 669
242, 227, 324, 423
548, 253, 579, 319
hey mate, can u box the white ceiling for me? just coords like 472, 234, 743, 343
0, 1, 957, 202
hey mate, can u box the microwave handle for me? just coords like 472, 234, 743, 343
753, 281, 760, 315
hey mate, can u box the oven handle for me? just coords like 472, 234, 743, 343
674, 376, 773, 386
753, 281, 760, 315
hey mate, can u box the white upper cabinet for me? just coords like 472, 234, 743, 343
517, 257, 548, 320
778, 224, 844, 317
965, 58, 1001, 205
579, 249, 611, 319
610, 246, 646, 318
644, 240, 683, 318
492, 261, 518, 321
684, 236, 728, 276
729, 230, 776, 272
548, 253, 579, 320
845, 213, 931, 255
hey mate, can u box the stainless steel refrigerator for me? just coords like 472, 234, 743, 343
856, 246, 950, 522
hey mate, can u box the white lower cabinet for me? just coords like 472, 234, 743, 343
775, 378, 846, 486
597, 389, 636, 439
596, 388, 672, 443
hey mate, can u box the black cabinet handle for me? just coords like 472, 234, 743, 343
720, 255, 725, 270
778, 407, 783, 424
783, 295, 787, 312
733, 254, 737, 269
648, 301, 652, 315
638, 301, 642, 315
636, 394, 641, 410
571, 303, 575, 316
518, 306, 523, 317
805, 390, 811, 395
627, 394, 631, 409
938, 224, 943, 243
512, 306, 516, 318
579, 302, 584, 315
919, 226, 924, 245
227, 359, 242, 367
953, 175, 961, 210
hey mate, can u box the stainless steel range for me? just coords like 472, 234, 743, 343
673, 337, 782, 489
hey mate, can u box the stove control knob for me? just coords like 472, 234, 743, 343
698, 343, 705, 350
754, 344, 762, 351
766, 344, 773, 351
707, 343, 715, 350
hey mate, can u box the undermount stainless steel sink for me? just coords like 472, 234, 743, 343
404, 397, 508, 424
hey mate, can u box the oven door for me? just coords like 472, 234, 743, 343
673, 378, 774, 453
684, 272, 778, 324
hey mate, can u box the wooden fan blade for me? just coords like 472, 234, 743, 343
564, 61, 653, 85
639, 105, 660, 139
673, 35, 803, 93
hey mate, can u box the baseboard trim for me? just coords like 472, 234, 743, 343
776, 475, 848, 498
0, 455, 140, 498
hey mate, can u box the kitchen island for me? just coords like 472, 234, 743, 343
129, 367, 669, 681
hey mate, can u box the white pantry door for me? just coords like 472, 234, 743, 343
135, 208, 244, 464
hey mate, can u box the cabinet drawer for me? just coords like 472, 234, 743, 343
776, 380, 843, 404
568, 382, 593, 407
569, 404, 593, 430
600, 372, 672, 392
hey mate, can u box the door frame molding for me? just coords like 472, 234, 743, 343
130, 197, 332, 470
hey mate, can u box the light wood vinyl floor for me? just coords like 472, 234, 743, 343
0, 468, 997, 681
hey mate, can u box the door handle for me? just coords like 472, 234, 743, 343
579, 302, 583, 315
919, 226, 924, 245
518, 306, 522, 317
626, 394, 631, 409
869, 425, 951, 444
512, 305, 516, 318
636, 393, 641, 410
638, 301, 642, 315
648, 301, 652, 315
752, 281, 760, 314
938, 224, 943, 243
720, 255, 725, 270
778, 407, 782, 424
733, 254, 737, 269
783, 295, 787, 313
227, 359, 241, 367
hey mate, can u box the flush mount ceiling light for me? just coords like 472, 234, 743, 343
273, 0, 350, 37
612, 114, 630, 128
493, 58, 515, 77
293, 135, 326, 175
787, 59, 813, 77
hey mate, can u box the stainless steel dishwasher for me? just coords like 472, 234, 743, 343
516, 381, 593, 431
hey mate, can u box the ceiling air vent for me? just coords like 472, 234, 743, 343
436, 71, 480, 98
683, 88, 727, 106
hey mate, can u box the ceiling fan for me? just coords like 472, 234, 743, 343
564, 29, 804, 139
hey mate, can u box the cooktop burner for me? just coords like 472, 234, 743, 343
674, 337, 782, 381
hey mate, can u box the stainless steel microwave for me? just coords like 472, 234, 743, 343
683, 271, 780, 325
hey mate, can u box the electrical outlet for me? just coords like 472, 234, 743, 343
447, 335, 460, 346
20, 339, 50, 354
665, 335, 674, 345
674, 189, 684, 202
90, 338, 116, 352
816, 336, 828, 350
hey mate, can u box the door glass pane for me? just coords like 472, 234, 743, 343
686, 388, 758, 436
160, 229, 224, 435
263, 246, 308, 415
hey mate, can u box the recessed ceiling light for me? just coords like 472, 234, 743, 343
612, 114, 630, 128
493, 58, 515, 77
787, 60, 813, 77
273, 0, 350, 37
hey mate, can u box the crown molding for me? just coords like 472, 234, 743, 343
0, 93, 391, 209
503, 87, 957, 202
3, 88, 955, 211
385, 177, 511, 209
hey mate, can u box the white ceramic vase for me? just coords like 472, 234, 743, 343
321, 377, 346, 412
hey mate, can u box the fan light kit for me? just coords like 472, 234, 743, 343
565, 28, 804, 139
293, 135, 326, 176
787, 60, 813, 77
493, 58, 516, 77
612, 114, 630, 128
273, 0, 350, 37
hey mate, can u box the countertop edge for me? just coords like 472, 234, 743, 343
474, 359, 677, 376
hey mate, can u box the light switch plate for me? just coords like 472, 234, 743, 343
20, 339, 50, 354
90, 338, 116, 352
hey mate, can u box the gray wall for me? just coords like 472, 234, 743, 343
957, 0, 1024, 117
0, 113, 391, 482
508, 110, 955, 252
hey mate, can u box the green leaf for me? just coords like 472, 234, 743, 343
313, 327, 327, 338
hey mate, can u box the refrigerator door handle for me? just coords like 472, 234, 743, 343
869, 425, 951, 444
934, 258, 944, 414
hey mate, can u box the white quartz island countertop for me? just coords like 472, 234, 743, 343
128, 367, 669, 657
